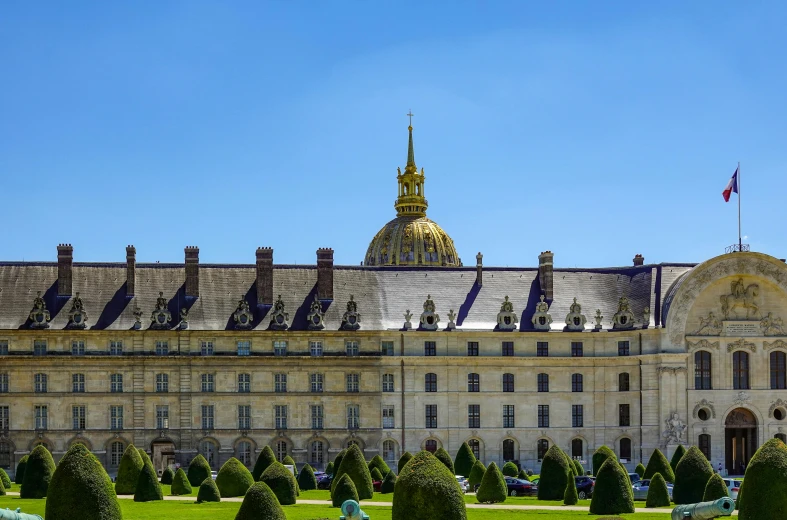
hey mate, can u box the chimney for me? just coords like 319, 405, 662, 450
538, 250, 554, 301
126, 245, 136, 297
633, 254, 644, 266
184, 246, 199, 298
476, 252, 483, 286
57, 244, 73, 296
256, 247, 273, 305
317, 248, 334, 300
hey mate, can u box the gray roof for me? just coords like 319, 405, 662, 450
0, 262, 696, 331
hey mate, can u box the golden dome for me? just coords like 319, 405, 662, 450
364, 120, 461, 267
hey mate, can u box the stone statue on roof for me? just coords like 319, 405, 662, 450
28, 290, 51, 329
341, 295, 361, 331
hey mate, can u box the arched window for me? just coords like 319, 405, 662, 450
695, 351, 712, 390
619, 438, 632, 461
503, 439, 515, 461
537, 373, 549, 392
468, 439, 480, 460
571, 438, 583, 459
310, 440, 324, 465
236, 441, 252, 466
775, 433, 787, 443
0, 441, 11, 469
733, 351, 750, 390
425, 373, 437, 392
502, 373, 514, 392
383, 440, 396, 463
698, 434, 711, 460
537, 439, 549, 461
619, 372, 630, 392
571, 373, 583, 392
467, 373, 480, 392
275, 441, 288, 462
771, 352, 786, 389
425, 439, 438, 453
199, 440, 216, 468
109, 441, 124, 467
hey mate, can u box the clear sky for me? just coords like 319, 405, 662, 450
2, 1, 785, 267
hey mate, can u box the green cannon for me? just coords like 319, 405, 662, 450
340, 499, 369, 520
0, 508, 44, 520
671, 497, 735, 519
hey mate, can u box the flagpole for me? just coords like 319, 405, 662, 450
738, 161, 742, 251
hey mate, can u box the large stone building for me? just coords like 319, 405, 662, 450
1, 123, 786, 478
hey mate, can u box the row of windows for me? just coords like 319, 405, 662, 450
424, 372, 630, 392
423, 403, 632, 429
427, 340, 630, 357
694, 350, 787, 390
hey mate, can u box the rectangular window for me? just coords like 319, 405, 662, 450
0, 340, 8, 355
35, 373, 47, 393
237, 340, 251, 356
35, 405, 48, 430
346, 373, 359, 393
155, 341, 168, 356
425, 373, 437, 392
381, 341, 395, 356
201, 405, 214, 430
72, 405, 86, 430
346, 341, 359, 357
467, 373, 480, 392
109, 340, 123, 356
0, 406, 9, 430
425, 404, 437, 428
201, 374, 214, 392
310, 373, 324, 393
383, 405, 395, 429
424, 341, 436, 356
0, 373, 8, 393
311, 405, 324, 429
571, 342, 583, 357
618, 341, 630, 356
467, 342, 479, 356
733, 351, 750, 390
503, 404, 515, 428
537, 373, 549, 392
73, 373, 85, 393
347, 405, 360, 430
619, 404, 631, 427
275, 405, 288, 429
238, 405, 251, 430
110, 374, 123, 393
110, 405, 123, 430
310, 341, 323, 357
571, 373, 583, 392
34, 340, 47, 356
619, 372, 630, 392
502, 341, 514, 357
238, 373, 251, 393
536, 341, 549, 357
468, 404, 480, 428
572, 404, 584, 427
382, 374, 395, 392
274, 373, 287, 393
273, 340, 287, 357
502, 373, 514, 392
156, 405, 169, 429
772, 352, 787, 390
155, 373, 169, 393
71, 340, 85, 356
538, 405, 550, 428
201, 341, 214, 356
694, 351, 712, 390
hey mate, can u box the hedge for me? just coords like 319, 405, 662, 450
381, 470, 397, 494
537, 445, 571, 500
297, 464, 318, 491
197, 477, 221, 503
259, 461, 298, 505
635, 463, 645, 478
133, 456, 163, 502
187, 454, 212, 487
216, 457, 255, 497
397, 451, 413, 474
589, 457, 635, 515
738, 438, 787, 520
20, 445, 56, 498
672, 446, 713, 505
370, 467, 384, 482
325, 462, 335, 476
15, 455, 29, 484
434, 448, 455, 474
160, 467, 174, 485
171, 468, 192, 495
454, 442, 477, 478
45, 443, 122, 520
477, 462, 507, 503
235, 481, 286, 520
592, 445, 617, 477
564, 472, 578, 505
502, 461, 519, 478
332, 444, 373, 499
669, 445, 686, 474
0, 468, 10, 490
392, 450, 467, 520
368, 454, 391, 476
468, 460, 486, 488
643, 448, 675, 483
703, 473, 729, 501
573, 459, 584, 477
252, 446, 277, 481
645, 472, 671, 508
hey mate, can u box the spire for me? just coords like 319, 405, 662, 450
406, 110, 415, 169
395, 113, 428, 217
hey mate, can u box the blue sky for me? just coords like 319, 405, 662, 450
2, 1, 785, 267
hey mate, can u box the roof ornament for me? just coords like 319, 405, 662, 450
341, 295, 361, 331
446, 309, 457, 331
612, 296, 635, 330
642, 306, 651, 329
28, 290, 51, 329
419, 294, 440, 331
496, 295, 518, 331
269, 294, 289, 331
307, 294, 325, 331
594, 309, 604, 331
132, 306, 143, 330
66, 292, 88, 330
403, 309, 413, 330
234, 295, 254, 330
531, 294, 552, 331
180, 307, 189, 330
564, 297, 586, 332
150, 292, 172, 330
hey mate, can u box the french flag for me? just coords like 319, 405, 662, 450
722, 167, 739, 202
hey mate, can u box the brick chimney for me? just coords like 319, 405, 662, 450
126, 245, 136, 297
317, 248, 334, 300
184, 246, 199, 298
538, 250, 554, 301
476, 252, 483, 287
57, 244, 73, 296
633, 254, 644, 266
256, 247, 273, 305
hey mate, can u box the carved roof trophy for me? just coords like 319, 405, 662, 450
496, 296, 518, 331
307, 294, 325, 331
612, 296, 635, 330
150, 292, 172, 330
531, 295, 552, 331
419, 294, 439, 331
28, 291, 51, 329
233, 296, 254, 329
269, 294, 289, 331
564, 297, 586, 332
66, 292, 88, 330
340, 295, 361, 331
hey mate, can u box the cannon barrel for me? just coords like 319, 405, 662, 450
340, 499, 370, 520
0, 508, 44, 520
671, 497, 735, 520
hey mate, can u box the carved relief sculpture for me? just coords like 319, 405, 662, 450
662, 412, 687, 445
686, 339, 720, 351
727, 338, 756, 353
28, 291, 51, 329
269, 295, 289, 331
761, 312, 786, 336
732, 391, 751, 406
419, 294, 439, 331
496, 296, 518, 331
720, 278, 760, 319
531, 295, 552, 331
340, 295, 361, 331
306, 294, 325, 331
764, 339, 787, 351
769, 399, 787, 418
66, 292, 88, 330
691, 312, 722, 336
612, 296, 635, 330
564, 298, 586, 332
150, 292, 172, 330
692, 399, 716, 419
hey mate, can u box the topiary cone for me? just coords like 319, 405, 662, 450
672, 446, 713, 505
635, 462, 646, 478
518, 469, 529, 481
370, 467, 384, 482
454, 442, 476, 478
592, 445, 617, 476
381, 470, 397, 494
197, 477, 221, 503
397, 451, 413, 474
703, 473, 729, 501
332, 473, 359, 508
259, 461, 298, 505
468, 459, 486, 489
325, 461, 335, 475
45, 443, 122, 520
0, 468, 10, 490
251, 446, 277, 481
333, 449, 347, 478
392, 450, 467, 520
645, 472, 671, 508
0, 476, 5, 496
538, 445, 571, 500
643, 448, 675, 483
589, 457, 635, 515
563, 471, 578, 505
476, 462, 507, 504
332, 444, 373, 499
15, 455, 29, 484
669, 445, 686, 474
297, 463, 318, 491
187, 454, 212, 487
216, 457, 255, 497
434, 447, 455, 474
171, 468, 192, 495
738, 438, 787, 519
501, 461, 519, 478
368, 454, 391, 477
235, 481, 286, 520
160, 467, 174, 485
572, 459, 584, 477
133, 455, 163, 502
20, 445, 56, 498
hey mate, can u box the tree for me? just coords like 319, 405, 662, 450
669, 445, 686, 474
20, 445, 56, 498
592, 445, 617, 476
325, 462, 335, 476
370, 467, 384, 481
434, 447, 455, 474
397, 451, 413, 474
215, 457, 255, 497
187, 454, 212, 487
672, 446, 714, 505
589, 457, 635, 515
235, 481, 286, 520
392, 450, 467, 520
501, 461, 519, 477
259, 461, 298, 505
197, 477, 221, 503
563, 472, 578, 505
368, 454, 391, 476
454, 442, 477, 478
171, 468, 192, 496
0, 468, 10, 490
738, 438, 787, 520
332, 473, 359, 507
572, 459, 584, 477
15, 455, 29, 484
45, 443, 122, 520
251, 446, 277, 481
476, 462, 507, 504
643, 448, 675, 483
332, 444, 373, 499
160, 467, 174, 485
381, 470, 397, 494
468, 460, 486, 489
133, 455, 163, 502
703, 473, 729, 501
635, 463, 646, 478
645, 472, 671, 508
333, 449, 347, 478
537, 445, 571, 500
297, 464, 318, 491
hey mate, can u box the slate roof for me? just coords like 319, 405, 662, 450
0, 262, 697, 331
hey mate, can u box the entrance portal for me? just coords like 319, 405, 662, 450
725, 408, 757, 475
151, 439, 176, 476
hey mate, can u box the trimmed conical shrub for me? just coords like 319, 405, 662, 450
188, 454, 212, 487
259, 461, 298, 505
0, 468, 10, 490
538, 445, 571, 500
564, 472, 578, 505
669, 445, 686, 474
502, 461, 519, 477
434, 447, 455, 474
15, 454, 28, 484
672, 446, 714, 505
644, 448, 675, 483
251, 446, 276, 481
332, 444, 373, 499
235, 481, 286, 520
645, 472, 670, 508
370, 467, 384, 481
518, 469, 529, 480
332, 473, 359, 507
20, 445, 55, 498
381, 470, 397, 493
454, 442, 477, 478
160, 467, 174, 485
216, 457, 254, 497
297, 464, 317, 491
368, 454, 391, 476
589, 457, 635, 514
573, 459, 584, 477
325, 461, 335, 475
592, 445, 617, 476
477, 462, 507, 503
0, 476, 4, 496
333, 449, 347, 477
133, 455, 163, 502
45, 443, 122, 520
171, 468, 192, 495
738, 438, 787, 520
397, 451, 412, 474
197, 477, 221, 503
468, 460, 486, 488
703, 473, 729, 501
635, 463, 645, 478
282, 455, 295, 466
392, 450, 467, 520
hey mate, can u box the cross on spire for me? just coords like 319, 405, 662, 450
407, 110, 414, 126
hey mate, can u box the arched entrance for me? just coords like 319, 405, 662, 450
151, 438, 176, 476
725, 408, 758, 475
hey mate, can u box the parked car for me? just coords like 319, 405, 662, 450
575, 475, 594, 499
211, 471, 218, 480
627, 473, 642, 483
455, 475, 469, 493
504, 476, 537, 496
632, 479, 674, 500
317, 474, 333, 490
722, 478, 742, 500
